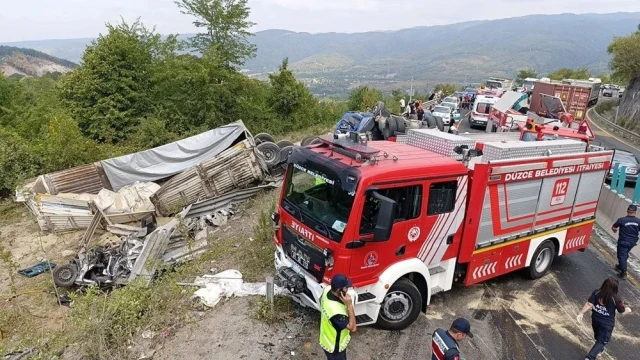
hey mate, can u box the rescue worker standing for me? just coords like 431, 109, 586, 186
319, 274, 357, 360
612, 204, 640, 279
576, 277, 632, 359
431, 318, 473, 360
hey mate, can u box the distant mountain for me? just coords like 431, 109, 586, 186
3, 12, 640, 93
0, 45, 76, 77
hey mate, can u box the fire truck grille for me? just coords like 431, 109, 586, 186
282, 225, 326, 283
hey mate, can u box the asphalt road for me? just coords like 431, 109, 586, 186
344, 228, 640, 360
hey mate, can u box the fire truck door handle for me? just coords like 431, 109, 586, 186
446, 234, 454, 245
395, 245, 406, 256
284, 204, 296, 214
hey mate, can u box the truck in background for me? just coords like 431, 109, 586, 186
530, 79, 597, 121
486, 77, 515, 92
273, 130, 611, 330
564, 78, 601, 107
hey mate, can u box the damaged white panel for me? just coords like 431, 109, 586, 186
193, 270, 286, 308
101, 121, 251, 190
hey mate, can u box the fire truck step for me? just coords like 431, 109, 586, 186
356, 292, 376, 303
355, 314, 374, 325
431, 286, 444, 295
428, 265, 446, 275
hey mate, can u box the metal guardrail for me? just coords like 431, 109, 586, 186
588, 107, 640, 143
610, 163, 640, 204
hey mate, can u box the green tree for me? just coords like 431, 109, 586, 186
433, 83, 457, 96
595, 73, 611, 84
548, 67, 591, 81
176, 0, 256, 67
348, 86, 383, 112
60, 20, 158, 143
0, 127, 39, 196
607, 32, 640, 84
268, 58, 316, 127
517, 69, 538, 82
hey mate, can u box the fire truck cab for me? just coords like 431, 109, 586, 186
273, 130, 611, 330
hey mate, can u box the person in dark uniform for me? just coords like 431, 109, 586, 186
576, 277, 632, 359
319, 274, 357, 360
431, 318, 473, 360
612, 204, 640, 279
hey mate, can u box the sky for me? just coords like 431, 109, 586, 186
1, 0, 640, 43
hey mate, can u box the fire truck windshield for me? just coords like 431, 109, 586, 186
283, 163, 355, 242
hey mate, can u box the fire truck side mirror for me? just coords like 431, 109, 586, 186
371, 191, 397, 242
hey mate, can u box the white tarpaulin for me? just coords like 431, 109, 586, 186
493, 91, 529, 113
100, 121, 250, 190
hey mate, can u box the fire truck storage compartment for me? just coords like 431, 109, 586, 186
472, 150, 611, 249
530, 81, 591, 120
481, 140, 587, 162
407, 129, 476, 160
467, 240, 531, 285
563, 221, 595, 255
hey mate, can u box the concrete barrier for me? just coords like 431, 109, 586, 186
596, 184, 639, 260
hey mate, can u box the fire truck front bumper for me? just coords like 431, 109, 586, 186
274, 245, 323, 310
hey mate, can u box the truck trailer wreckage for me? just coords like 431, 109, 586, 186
15, 121, 290, 288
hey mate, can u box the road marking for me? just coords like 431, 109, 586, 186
588, 108, 640, 152
590, 236, 640, 289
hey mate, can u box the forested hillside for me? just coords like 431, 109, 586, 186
0, 45, 76, 77
0, 4, 346, 196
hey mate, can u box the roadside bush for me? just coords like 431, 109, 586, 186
595, 100, 619, 115
0, 128, 40, 196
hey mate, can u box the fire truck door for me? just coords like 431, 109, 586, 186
417, 176, 468, 265
348, 183, 423, 283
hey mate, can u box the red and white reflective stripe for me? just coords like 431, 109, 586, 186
504, 254, 523, 270
419, 176, 468, 264
566, 235, 587, 249
472, 262, 497, 280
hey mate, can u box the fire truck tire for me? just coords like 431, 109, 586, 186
376, 278, 422, 330
527, 241, 556, 280
53, 264, 77, 288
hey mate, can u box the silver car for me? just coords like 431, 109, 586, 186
607, 150, 639, 183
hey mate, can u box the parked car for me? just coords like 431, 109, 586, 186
607, 150, 639, 183
443, 96, 459, 106
441, 101, 458, 111
432, 105, 454, 125
603, 88, 614, 97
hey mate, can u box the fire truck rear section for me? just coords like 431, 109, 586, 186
273, 129, 612, 330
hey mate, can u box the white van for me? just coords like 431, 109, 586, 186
470, 95, 499, 129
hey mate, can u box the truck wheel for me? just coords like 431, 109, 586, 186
394, 116, 406, 135
376, 278, 422, 330
53, 264, 78, 288
382, 117, 398, 140
300, 136, 317, 147
435, 117, 445, 132
255, 133, 275, 145
276, 140, 294, 149
257, 142, 281, 167
527, 241, 556, 279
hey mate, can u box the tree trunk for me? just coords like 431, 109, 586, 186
619, 76, 640, 122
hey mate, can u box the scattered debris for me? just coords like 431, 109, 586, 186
3, 349, 34, 360
191, 270, 286, 308
17, 262, 56, 277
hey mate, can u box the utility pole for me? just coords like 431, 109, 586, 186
409, 78, 414, 102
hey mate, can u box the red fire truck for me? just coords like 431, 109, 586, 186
273, 129, 612, 330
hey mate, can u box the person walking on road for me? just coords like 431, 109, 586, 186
319, 274, 357, 360
576, 277, 632, 359
431, 318, 473, 360
400, 98, 406, 114
612, 204, 640, 279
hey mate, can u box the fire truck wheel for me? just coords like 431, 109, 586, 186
376, 278, 422, 330
527, 241, 556, 279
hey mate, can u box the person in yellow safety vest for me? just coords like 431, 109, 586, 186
319, 274, 357, 360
